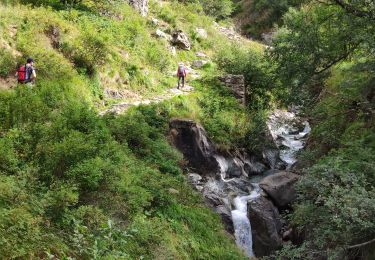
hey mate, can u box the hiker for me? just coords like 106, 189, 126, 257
176, 63, 186, 89
16, 58, 36, 84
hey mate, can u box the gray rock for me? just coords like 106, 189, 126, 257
196, 52, 208, 58
168, 45, 176, 56
191, 60, 208, 69
128, 0, 148, 16
226, 159, 243, 178
244, 160, 266, 176
188, 173, 202, 185
262, 149, 280, 169
214, 205, 234, 233
169, 119, 219, 174
151, 17, 159, 25
171, 30, 191, 50
259, 171, 299, 208
218, 74, 246, 105
154, 29, 172, 41
195, 28, 208, 39
248, 196, 283, 257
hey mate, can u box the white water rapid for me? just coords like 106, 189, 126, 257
267, 110, 311, 168
231, 187, 260, 257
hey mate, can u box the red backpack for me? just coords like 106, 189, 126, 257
17, 65, 27, 82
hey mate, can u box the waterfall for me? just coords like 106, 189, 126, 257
231, 187, 260, 257
215, 155, 235, 182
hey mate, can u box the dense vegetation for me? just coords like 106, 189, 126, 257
1, 0, 374, 259
266, 0, 375, 259
0, 0, 259, 258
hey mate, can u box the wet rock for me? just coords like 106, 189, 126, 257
259, 171, 299, 208
191, 60, 208, 69
262, 149, 278, 169
195, 28, 208, 39
171, 30, 191, 50
248, 196, 283, 257
218, 74, 246, 105
188, 173, 202, 185
214, 205, 234, 233
169, 119, 219, 174
226, 159, 244, 178
244, 160, 266, 176
128, 0, 148, 16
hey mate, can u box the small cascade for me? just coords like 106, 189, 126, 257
231, 187, 261, 257
215, 155, 236, 182
267, 110, 311, 168
170, 115, 311, 257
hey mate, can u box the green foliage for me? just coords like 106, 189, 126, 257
215, 43, 280, 110
236, 0, 304, 38
290, 142, 375, 258
199, 0, 233, 19
0, 48, 16, 77
270, 1, 375, 102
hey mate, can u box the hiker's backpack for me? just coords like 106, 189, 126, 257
17, 65, 27, 82
179, 65, 186, 76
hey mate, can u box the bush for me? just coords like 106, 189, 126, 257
0, 48, 16, 77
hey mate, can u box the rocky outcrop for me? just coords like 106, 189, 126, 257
169, 119, 219, 174
219, 74, 246, 105
171, 30, 191, 50
128, 0, 148, 16
259, 171, 299, 208
248, 196, 283, 257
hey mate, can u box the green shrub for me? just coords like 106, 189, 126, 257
0, 48, 16, 77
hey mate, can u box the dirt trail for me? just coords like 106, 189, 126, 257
99, 85, 194, 115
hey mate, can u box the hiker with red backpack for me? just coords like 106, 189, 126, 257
176, 63, 187, 89
16, 58, 36, 84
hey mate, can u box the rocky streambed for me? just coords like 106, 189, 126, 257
169, 109, 310, 257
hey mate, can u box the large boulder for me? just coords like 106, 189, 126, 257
248, 196, 283, 257
171, 30, 191, 50
259, 171, 299, 208
169, 119, 219, 174
128, 0, 148, 16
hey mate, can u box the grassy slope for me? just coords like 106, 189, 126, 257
0, 0, 266, 259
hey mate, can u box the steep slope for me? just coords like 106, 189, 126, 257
0, 0, 267, 258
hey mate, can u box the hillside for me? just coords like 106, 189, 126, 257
0, 0, 263, 258
1, 0, 374, 259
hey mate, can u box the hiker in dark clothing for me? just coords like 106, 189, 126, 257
16, 58, 36, 84
177, 63, 187, 89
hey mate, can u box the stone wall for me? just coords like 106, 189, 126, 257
219, 74, 246, 105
